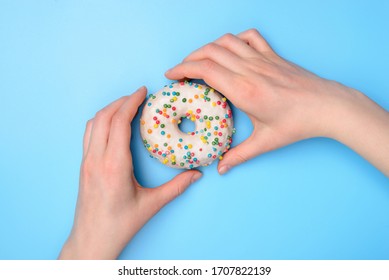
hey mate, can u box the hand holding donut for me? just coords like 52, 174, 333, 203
166, 29, 389, 176
59, 87, 202, 259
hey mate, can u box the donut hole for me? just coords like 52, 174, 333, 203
178, 117, 196, 134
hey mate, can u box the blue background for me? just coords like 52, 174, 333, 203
0, 0, 388, 260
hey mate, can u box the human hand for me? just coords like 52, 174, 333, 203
59, 87, 202, 259
165, 29, 389, 176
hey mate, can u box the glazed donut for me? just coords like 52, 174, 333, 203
140, 81, 234, 169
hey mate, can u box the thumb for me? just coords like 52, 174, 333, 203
152, 170, 202, 208
218, 126, 285, 174
218, 137, 257, 175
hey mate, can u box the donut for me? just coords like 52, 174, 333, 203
140, 81, 235, 169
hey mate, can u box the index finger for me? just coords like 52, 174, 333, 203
165, 59, 237, 99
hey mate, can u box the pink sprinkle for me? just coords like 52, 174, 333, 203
196, 109, 201, 113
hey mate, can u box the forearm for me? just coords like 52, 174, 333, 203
326, 86, 389, 176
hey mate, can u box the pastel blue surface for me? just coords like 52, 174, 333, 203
0, 0, 388, 260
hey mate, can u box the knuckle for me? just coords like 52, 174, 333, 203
201, 59, 216, 73
112, 112, 127, 126
94, 110, 108, 121
86, 119, 93, 129
247, 28, 260, 38
221, 33, 235, 43
202, 43, 218, 55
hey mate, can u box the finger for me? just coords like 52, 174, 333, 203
214, 33, 260, 58
236, 28, 273, 53
107, 86, 147, 156
183, 43, 246, 73
165, 60, 237, 97
151, 171, 202, 208
88, 96, 129, 156
83, 119, 94, 157
218, 124, 280, 174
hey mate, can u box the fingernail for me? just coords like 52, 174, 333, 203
218, 165, 231, 175
137, 85, 146, 92
191, 172, 202, 183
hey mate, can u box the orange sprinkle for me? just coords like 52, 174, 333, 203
147, 129, 152, 134
140, 120, 145, 125
188, 99, 193, 103
194, 95, 199, 99
167, 134, 171, 138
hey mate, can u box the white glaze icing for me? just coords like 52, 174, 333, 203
140, 81, 234, 169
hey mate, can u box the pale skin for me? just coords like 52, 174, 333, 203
59, 29, 389, 259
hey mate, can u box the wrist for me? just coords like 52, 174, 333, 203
58, 233, 122, 260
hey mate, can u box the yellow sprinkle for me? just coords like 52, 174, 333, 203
173, 96, 177, 101
200, 94, 204, 98
188, 144, 193, 149
210, 88, 214, 93
198, 85, 202, 89
147, 147, 152, 151
188, 110, 193, 114
191, 117, 195, 121
153, 124, 158, 128
163, 158, 169, 164
212, 102, 216, 107
219, 156, 223, 160
222, 97, 226, 102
